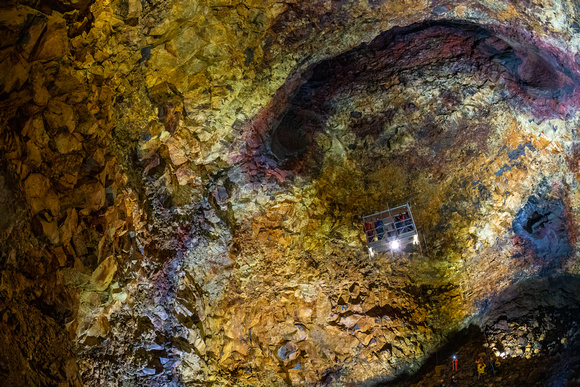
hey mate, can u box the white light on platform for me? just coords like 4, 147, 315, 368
413, 234, 419, 245
390, 240, 400, 250
368, 247, 375, 258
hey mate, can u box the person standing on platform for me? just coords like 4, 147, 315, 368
375, 218, 384, 240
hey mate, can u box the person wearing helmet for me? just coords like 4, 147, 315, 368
477, 362, 486, 379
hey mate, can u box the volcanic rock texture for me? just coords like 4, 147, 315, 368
2, 0, 580, 386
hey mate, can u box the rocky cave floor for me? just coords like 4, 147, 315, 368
380, 307, 580, 387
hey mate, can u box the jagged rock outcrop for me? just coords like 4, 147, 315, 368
1, 0, 580, 386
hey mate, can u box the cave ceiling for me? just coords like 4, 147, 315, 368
1, 0, 580, 385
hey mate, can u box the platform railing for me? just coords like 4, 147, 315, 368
363, 203, 418, 249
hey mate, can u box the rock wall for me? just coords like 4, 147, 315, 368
1, 0, 580, 385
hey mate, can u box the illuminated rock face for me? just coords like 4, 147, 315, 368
1, 1, 580, 386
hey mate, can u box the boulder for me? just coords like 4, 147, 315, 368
59, 209, 78, 245
39, 216, 60, 244
73, 180, 105, 214
166, 137, 189, 165
89, 256, 117, 291
23, 173, 60, 215
32, 13, 69, 62
0, 51, 30, 95
55, 133, 83, 154
30, 63, 50, 106
44, 100, 75, 133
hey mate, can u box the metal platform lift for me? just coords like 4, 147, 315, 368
363, 203, 419, 255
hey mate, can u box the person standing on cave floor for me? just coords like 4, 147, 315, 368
494, 357, 501, 375
477, 362, 486, 379
485, 325, 493, 339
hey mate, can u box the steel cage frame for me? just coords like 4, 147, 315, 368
363, 203, 419, 252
